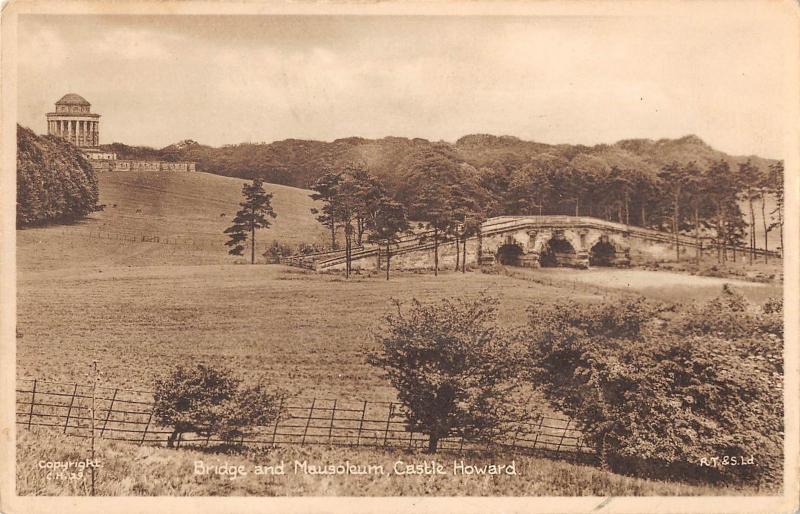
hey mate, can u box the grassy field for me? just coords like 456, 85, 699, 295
14, 170, 783, 496
17, 170, 327, 271
17, 429, 768, 496
17, 263, 600, 400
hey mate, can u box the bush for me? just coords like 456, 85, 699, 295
671, 284, 783, 341
153, 365, 286, 447
369, 294, 527, 452
264, 240, 293, 263
521, 293, 782, 487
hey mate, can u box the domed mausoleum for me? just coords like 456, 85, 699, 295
46, 93, 101, 147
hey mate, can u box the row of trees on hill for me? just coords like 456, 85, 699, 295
493, 156, 784, 261
222, 150, 784, 270
308, 153, 784, 272
310, 168, 411, 278
656, 160, 783, 263
16, 125, 102, 227
310, 158, 493, 278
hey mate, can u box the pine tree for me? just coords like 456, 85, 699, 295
737, 160, 762, 264
224, 178, 277, 264
768, 161, 784, 258
658, 162, 690, 261
414, 183, 458, 276
705, 160, 741, 263
309, 171, 343, 250
367, 197, 410, 280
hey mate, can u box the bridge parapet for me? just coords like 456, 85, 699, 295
282, 215, 780, 272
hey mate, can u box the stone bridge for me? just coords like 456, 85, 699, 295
285, 215, 710, 272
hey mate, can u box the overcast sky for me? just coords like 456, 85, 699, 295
17, 13, 791, 158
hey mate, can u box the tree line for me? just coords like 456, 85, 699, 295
225, 153, 784, 271
308, 154, 784, 273
310, 160, 488, 278
492, 156, 784, 263
16, 125, 102, 227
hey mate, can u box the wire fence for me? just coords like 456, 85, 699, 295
15, 378, 594, 459
39, 226, 225, 251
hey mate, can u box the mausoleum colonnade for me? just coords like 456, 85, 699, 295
46, 116, 100, 147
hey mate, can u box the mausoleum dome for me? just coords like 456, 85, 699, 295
56, 93, 91, 106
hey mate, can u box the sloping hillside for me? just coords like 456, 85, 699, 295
17, 170, 326, 271
93, 170, 324, 246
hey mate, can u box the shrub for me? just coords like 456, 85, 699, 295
369, 294, 527, 452
296, 242, 321, 255
671, 285, 783, 340
153, 365, 286, 447
521, 294, 782, 486
264, 240, 293, 263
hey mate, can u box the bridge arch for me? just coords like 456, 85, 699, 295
586, 233, 631, 267
496, 242, 525, 265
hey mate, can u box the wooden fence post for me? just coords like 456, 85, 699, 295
271, 397, 284, 447
531, 416, 544, 448
356, 401, 367, 447
63, 383, 78, 433
301, 398, 315, 445
382, 403, 394, 448
327, 400, 336, 444
555, 419, 570, 453
27, 379, 37, 429
140, 404, 155, 446
510, 427, 519, 452
100, 388, 118, 437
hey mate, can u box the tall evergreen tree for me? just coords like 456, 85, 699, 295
683, 162, 713, 263
366, 197, 410, 280
414, 183, 457, 277
224, 178, 277, 264
705, 160, 742, 263
768, 161, 784, 257
309, 171, 343, 250
657, 162, 690, 261
737, 160, 762, 264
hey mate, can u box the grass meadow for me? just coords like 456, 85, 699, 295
15, 170, 782, 496
17, 429, 763, 496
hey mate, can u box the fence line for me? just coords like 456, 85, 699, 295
15, 378, 594, 458
31, 227, 288, 259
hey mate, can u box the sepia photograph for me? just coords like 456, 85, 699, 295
1, 1, 798, 513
